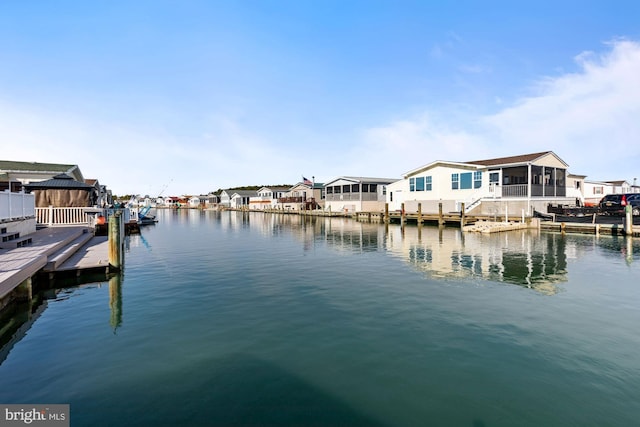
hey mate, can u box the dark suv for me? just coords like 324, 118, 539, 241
598, 193, 640, 216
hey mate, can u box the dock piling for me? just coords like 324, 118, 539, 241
108, 211, 123, 271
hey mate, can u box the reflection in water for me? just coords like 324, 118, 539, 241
109, 274, 123, 333
387, 226, 568, 294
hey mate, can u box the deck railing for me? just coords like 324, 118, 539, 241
35, 207, 92, 226
0, 191, 36, 221
34, 207, 134, 226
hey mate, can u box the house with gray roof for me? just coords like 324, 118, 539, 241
0, 160, 84, 192
323, 176, 396, 213
386, 151, 578, 216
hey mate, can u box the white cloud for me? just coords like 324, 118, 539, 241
359, 39, 640, 182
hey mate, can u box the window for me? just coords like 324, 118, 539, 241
474, 171, 482, 189
352, 184, 359, 193
489, 172, 499, 184
594, 187, 603, 195
343, 185, 351, 193
460, 172, 472, 189
425, 176, 432, 191
410, 178, 415, 192
452, 173, 459, 190
415, 177, 425, 191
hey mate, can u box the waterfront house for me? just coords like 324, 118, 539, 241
0, 160, 85, 191
323, 176, 396, 213
200, 193, 220, 209
229, 190, 255, 209
278, 181, 324, 211
250, 186, 290, 210
386, 151, 576, 216
188, 196, 201, 208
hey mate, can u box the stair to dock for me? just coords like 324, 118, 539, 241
42, 230, 94, 272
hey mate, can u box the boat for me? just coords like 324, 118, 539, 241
138, 205, 158, 225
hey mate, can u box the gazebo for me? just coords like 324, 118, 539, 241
25, 173, 95, 207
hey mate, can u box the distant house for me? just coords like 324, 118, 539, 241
279, 181, 324, 211
229, 190, 255, 209
387, 151, 576, 215
85, 179, 112, 207
200, 193, 220, 209
220, 189, 256, 209
188, 196, 201, 207
583, 180, 632, 206
0, 160, 84, 192
323, 176, 395, 213
250, 186, 290, 210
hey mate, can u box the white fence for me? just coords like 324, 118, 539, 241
35, 207, 134, 226
0, 191, 36, 221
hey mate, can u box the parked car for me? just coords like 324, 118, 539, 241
598, 193, 640, 216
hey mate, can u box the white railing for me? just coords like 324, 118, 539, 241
502, 184, 528, 198
35, 207, 133, 226
0, 191, 36, 221
36, 207, 92, 226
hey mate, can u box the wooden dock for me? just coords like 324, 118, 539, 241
0, 226, 111, 310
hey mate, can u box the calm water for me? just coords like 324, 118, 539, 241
1, 209, 640, 426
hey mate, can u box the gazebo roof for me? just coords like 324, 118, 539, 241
25, 173, 93, 190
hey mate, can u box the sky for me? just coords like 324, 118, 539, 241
1, 1, 639, 196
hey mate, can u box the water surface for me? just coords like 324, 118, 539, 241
1, 209, 639, 426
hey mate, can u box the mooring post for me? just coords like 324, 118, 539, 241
417, 203, 422, 225
460, 202, 466, 228
401, 203, 405, 226
108, 211, 122, 271
384, 203, 389, 223
624, 204, 633, 235
438, 202, 444, 227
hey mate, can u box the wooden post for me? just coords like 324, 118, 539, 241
401, 203, 405, 226
417, 203, 422, 225
109, 273, 123, 332
384, 203, 389, 223
624, 204, 633, 235
460, 202, 466, 228
108, 211, 122, 271
438, 202, 444, 227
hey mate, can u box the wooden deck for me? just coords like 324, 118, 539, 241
0, 227, 110, 302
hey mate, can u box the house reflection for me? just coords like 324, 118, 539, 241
385, 226, 568, 295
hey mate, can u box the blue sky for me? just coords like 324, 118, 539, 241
1, 1, 639, 196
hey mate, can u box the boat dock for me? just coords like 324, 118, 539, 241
0, 226, 112, 310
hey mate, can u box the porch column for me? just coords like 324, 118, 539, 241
527, 163, 532, 214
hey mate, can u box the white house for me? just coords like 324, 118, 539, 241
229, 190, 255, 209
583, 180, 632, 206
249, 186, 290, 210
323, 176, 396, 213
387, 151, 576, 216
188, 196, 201, 208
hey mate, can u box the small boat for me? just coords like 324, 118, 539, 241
138, 205, 158, 225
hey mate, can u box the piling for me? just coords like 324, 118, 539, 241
460, 202, 466, 228
108, 211, 123, 271
384, 203, 389, 223
417, 203, 422, 224
438, 203, 444, 227
401, 203, 406, 226
624, 205, 633, 235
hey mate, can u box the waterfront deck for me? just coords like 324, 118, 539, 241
0, 227, 110, 303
